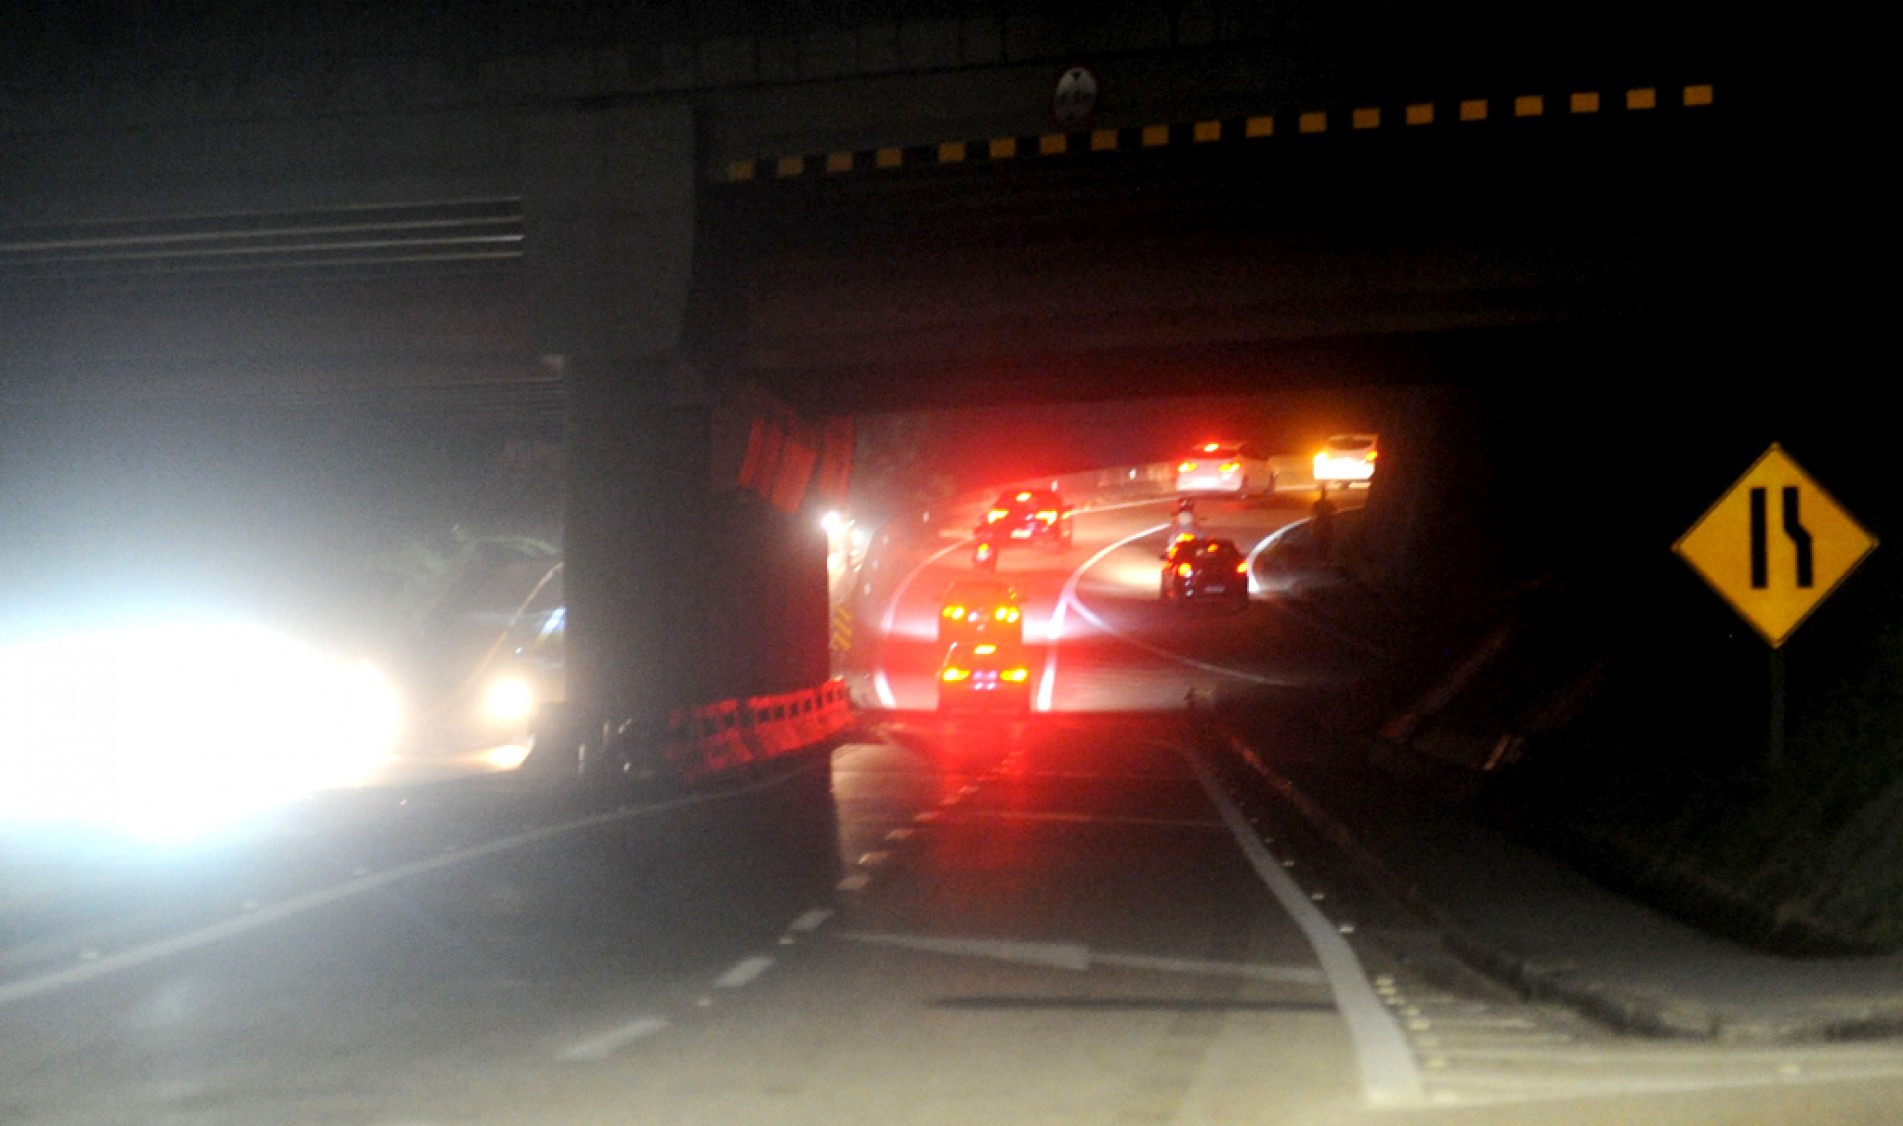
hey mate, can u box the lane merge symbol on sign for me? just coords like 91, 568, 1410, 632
1749, 485, 1812, 590
1674, 443, 1877, 648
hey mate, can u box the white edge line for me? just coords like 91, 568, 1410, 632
1057, 522, 1296, 688
1041, 522, 1172, 710
0, 769, 815, 1010
1063, 593, 1293, 688
1244, 524, 1303, 594
1242, 519, 1389, 657
1181, 746, 1424, 1108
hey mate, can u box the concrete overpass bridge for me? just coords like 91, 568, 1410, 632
2, 4, 1840, 748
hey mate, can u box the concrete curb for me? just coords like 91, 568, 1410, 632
1212, 722, 1903, 1044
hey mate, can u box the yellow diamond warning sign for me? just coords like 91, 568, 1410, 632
1674, 443, 1877, 648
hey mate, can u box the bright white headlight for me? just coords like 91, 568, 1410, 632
481, 674, 537, 723
0, 620, 402, 840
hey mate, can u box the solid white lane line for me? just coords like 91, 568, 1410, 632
1049, 519, 1306, 695
1181, 748, 1425, 1109
559, 1016, 670, 1061
838, 932, 1092, 971
1062, 583, 1296, 687
0, 769, 818, 1010
713, 956, 775, 989
1041, 522, 1172, 710
874, 538, 970, 709
951, 810, 1224, 831
1091, 951, 1326, 986
1243, 523, 1302, 594
835, 931, 1325, 985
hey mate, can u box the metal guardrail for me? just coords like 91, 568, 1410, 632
659, 678, 855, 783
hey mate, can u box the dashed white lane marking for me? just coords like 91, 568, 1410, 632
1180, 746, 1425, 1109
558, 1016, 669, 1061
0, 770, 814, 1010
836, 873, 872, 892
713, 956, 775, 989
788, 909, 834, 933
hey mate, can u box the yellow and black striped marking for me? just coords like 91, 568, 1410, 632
723, 82, 1714, 184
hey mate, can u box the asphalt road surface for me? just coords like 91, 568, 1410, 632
9, 488, 1903, 1123
853, 491, 1361, 715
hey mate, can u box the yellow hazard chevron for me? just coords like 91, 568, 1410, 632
830, 602, 853, 654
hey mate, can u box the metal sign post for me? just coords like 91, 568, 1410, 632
1674, 443, 1876, 768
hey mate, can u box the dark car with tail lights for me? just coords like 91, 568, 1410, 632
978, 487, 1073, 550
938, 579, 1024, 645
1160, 536, 1250, 612
937, 640, 1034, 712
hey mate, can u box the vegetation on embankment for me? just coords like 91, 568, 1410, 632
1465, 547, 1903, 955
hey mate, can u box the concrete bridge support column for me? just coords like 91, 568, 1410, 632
559, 353, 714, 734
524, 101, 832, 743
1356, 384, 1509, 616
524, 101, 706, 739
